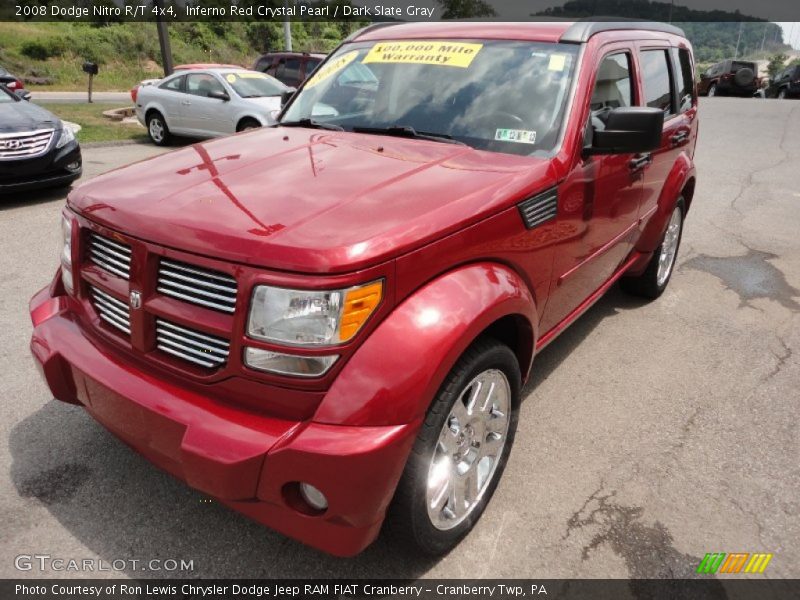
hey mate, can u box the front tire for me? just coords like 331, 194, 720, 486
387, 337, 521, 555
621, 198, 685, 299
237, 118, 261, 132
146, 111, 171, 146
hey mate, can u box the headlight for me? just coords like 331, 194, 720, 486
60, 213, 74, 294
247, 280, 383, 347
56, 125, 75, 149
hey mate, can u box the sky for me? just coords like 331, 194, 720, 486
778, 23, 799, 50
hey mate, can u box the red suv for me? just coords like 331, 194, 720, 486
252, 51, 326, 87
30, 22, 697, 557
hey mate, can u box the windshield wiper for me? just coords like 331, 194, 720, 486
279, 118, 344, 131
351, 125, 466, 145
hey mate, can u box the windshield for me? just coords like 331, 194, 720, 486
0, 88, 15, 103
282, 39, 579, 156
226, 72, 285, 98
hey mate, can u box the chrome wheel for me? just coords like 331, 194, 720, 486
656, 206, 682, 287
149, 117, 165, 142
426, 369, 511, 531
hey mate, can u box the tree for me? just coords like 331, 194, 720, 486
438, 0, 495, 19
767, 52, 788, 80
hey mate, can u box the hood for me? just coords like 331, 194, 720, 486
69, 128, 555, 273
0, 99, 60, 133
243, 96, 282, 112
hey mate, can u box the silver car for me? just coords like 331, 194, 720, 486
135, 68, 291, 145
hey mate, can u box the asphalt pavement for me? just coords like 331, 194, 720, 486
1, 98, 798, 579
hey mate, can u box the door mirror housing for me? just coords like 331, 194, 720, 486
16, 90, 32, 101
281, 87, 297, 107
585, 107, 664, 156
208, 89, 230, 101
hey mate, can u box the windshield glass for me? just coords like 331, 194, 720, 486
226, 72, 285, 98
282, 39, 579, 156
0, 88, 15, 103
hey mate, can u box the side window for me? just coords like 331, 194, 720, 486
185, 73, 225, 97
672, 48, 695, 113
254, 57, 271, 72
305, 59, 321, 76
160, 75, 184, 92
279, 58, 302, 86
640, 49, 674, 115
590, 53, 634, 113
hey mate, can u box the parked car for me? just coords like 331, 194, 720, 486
766, 64, 800, 99
252, 51, 325, 87
130, 63, 242, 103
0, 65, 24, 92
0, 85, 81, 194
698, 59, 758, 96
135, 68, 291, 145
31, 21, 697, 557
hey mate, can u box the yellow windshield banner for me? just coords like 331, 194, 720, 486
305, 50, 360, 89
363, 41, 483, 68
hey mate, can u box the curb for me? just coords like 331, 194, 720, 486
80, 139, 150, 148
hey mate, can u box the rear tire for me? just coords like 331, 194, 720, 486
778, 88, 787, 100
708, 83, 718, 97
621, 198, 685, 300
146, 111, 171, 146
387, 337, 521, 556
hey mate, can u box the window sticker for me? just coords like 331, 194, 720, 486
363, 41, 483, 68
226, 74, 237, 83
495, 129, 537, 144
236, 72, 267, 79
305, 50, 360, 89
548, 54, 567, 72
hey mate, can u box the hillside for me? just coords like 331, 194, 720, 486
0, 21, 364, 90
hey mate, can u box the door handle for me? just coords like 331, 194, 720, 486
670, 131, 689, 145
629, 153, 652, 171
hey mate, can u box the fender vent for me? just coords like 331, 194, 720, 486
518, 189, 558, 229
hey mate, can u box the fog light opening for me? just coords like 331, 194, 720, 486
65, 161, 81, 172
299, 482, 328, 512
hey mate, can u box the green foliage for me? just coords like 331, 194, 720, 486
438, 0, 496, 19
767, 53, 789, 79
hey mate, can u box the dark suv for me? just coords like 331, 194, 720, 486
698, 59, 758, 97
766, 64, 800, 99
252, 51, 325, 87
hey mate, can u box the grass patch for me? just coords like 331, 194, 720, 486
42, 102, 147, 144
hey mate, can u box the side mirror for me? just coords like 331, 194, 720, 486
281, 87, 297, 107
208, 89, 230, 101
585, 107, 664, 155
16, 90, 32, 101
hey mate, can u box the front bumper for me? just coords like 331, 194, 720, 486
30, 285, 418, 556
0, 141, 82, 194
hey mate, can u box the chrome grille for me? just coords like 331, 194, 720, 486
157, 259, 237, 314
90, 286, 131, 335
89, 233, 131, 280
155, 319, 230, 369
0, 128, 55, 160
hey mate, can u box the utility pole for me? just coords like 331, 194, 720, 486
283, 0, 292, 51
154, 0, 174, 76
734, 22, 744, 58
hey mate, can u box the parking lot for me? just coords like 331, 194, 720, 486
1, 98, 798, 579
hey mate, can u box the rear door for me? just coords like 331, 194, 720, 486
635, 45, 695, 226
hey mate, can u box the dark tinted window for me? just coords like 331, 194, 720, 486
277, 58, 302, 85
305, 59, 322, 74
185, 73, 225, 97
160, 75, 184, 92
673, 48, 695, 113
254, 57, 272, 72
641, 49, 674, 114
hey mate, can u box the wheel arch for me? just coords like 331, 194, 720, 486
236, 114, 266, 131
313, 262, 538, 428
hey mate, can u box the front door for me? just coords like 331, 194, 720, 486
183, 73, 231, 136
541, 49, 645, 334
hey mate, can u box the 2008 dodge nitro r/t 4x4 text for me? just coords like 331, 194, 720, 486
30, 21, 698, 556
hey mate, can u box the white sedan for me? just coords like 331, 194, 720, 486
135, 68, 292, 145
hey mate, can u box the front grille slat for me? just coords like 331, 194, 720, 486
155, 318, 229, 369
90, 286, 131, 336
0, 129, 55, 160
157, 259, 237, 314
89, 233, 131, 280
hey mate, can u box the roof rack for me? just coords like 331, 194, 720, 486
560, 19, 685, 43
